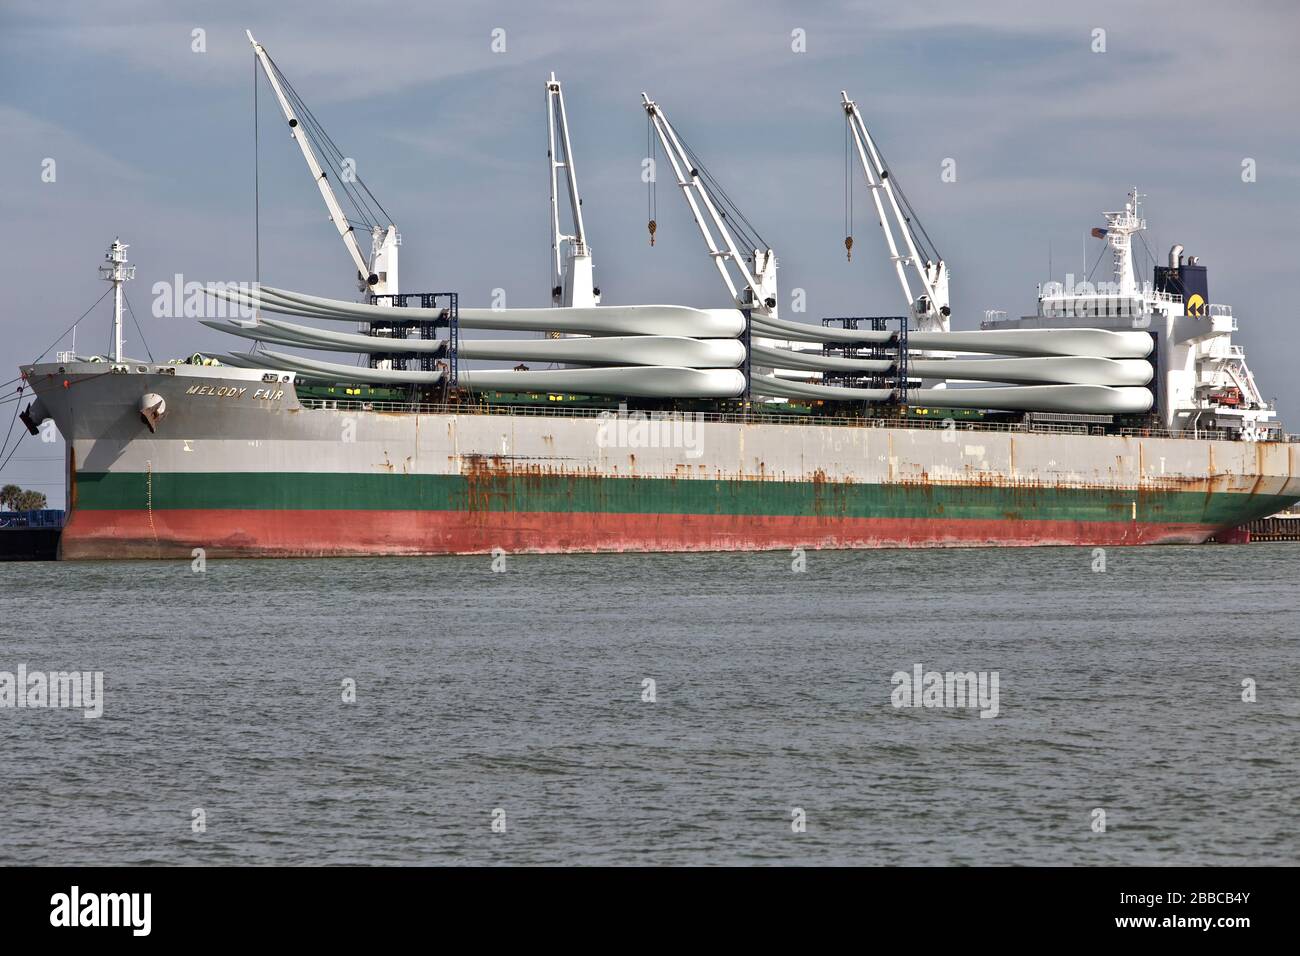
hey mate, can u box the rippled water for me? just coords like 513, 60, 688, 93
1, 543, 1297, 865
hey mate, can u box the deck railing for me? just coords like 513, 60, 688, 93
296, 398, 1297, 441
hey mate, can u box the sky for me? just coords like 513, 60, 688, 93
3, 0, 1299, 506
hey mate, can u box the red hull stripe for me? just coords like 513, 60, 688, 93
59, 508, 1216, 558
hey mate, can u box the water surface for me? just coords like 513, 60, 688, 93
1, 544, 1296, 865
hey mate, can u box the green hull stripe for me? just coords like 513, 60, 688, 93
73, 471, 1291, 526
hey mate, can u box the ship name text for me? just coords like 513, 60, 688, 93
185, 384, 284, 400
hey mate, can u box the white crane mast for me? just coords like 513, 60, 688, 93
246, 30, 398, 297
841, 91, 949, 332
547, 74, 596, 308
641, 93, 778, 319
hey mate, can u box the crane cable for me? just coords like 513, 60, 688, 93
844, 119, 854, 261
266, 53, 392, 231
646, 113, 657, 246
30, 287, 114, 366
677, 132, 769, 254
0, 386, 21, 465
254, 48, 260, 300
123, 290, 155, 363
879, 150, 941, 265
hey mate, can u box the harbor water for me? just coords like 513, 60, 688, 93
1, 544, 1296, 865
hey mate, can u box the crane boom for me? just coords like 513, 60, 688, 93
841, 91, 949, 332
547, 74, 596, 307
641, 93, 778, 319
248, 30, 397, 295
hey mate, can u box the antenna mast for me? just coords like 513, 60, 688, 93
99, 238, 135, 363
1100, 187, 1145, 297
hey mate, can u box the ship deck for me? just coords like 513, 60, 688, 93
296, 397, 1290, 443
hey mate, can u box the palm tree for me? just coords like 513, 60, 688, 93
14, 490, 48, 511
0, 484, 20, 511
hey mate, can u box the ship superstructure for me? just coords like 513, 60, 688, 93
983, 189, 1277, 439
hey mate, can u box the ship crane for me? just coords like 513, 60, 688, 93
547, 74, 597, 308
841, 91, 949, 333
247, 30, 399, 297
641, 93, 779, 320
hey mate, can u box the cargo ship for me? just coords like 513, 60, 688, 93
15, 40, 1299, 559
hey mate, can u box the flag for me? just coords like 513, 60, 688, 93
1090, 227, 1108, 239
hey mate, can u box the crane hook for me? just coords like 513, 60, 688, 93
844, 235, 854, 261
648, 219, 657, 247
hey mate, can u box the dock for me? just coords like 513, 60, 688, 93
0, 509, 64, 561
1241, 511, 1300, 542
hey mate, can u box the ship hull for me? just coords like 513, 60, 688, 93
59, 506, 1227, 559
20, 364, 1300, 559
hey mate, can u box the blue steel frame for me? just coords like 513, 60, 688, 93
367, 292, 458, 387
820, 315, 909, 402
